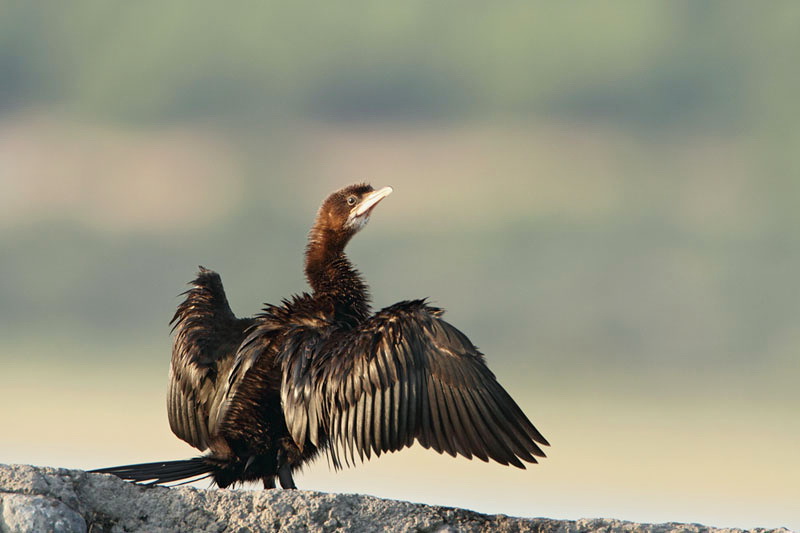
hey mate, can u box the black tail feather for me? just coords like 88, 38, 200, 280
90, 457, 215, 486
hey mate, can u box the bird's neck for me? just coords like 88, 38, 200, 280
305, 232, 371, 326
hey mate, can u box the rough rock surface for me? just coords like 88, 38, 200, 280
0, 464, 792, 533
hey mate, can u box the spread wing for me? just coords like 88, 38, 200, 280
167, 267, 254, 451
280, 300, 549, 469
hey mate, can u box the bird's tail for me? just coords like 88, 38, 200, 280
90, 457, 214, 486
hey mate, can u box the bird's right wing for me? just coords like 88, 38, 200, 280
167, 267, 254, 451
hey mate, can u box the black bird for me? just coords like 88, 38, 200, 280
92, 184, 549, 489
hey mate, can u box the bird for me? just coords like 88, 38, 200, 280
91, 183, 549, 489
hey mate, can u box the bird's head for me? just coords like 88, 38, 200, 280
309, 183, 393, 249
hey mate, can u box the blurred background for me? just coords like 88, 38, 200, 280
1, 2, 798, 530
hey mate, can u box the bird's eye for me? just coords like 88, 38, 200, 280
347, 196, 357, 206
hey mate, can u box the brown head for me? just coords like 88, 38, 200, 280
305, 183, 393, 287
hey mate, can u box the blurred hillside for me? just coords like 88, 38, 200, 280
1, 2, 799, 531
1, 3, 797, 130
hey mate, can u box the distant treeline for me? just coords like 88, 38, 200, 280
1, 2, 796, 129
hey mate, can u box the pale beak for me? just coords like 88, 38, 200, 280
354, 186, 393, 217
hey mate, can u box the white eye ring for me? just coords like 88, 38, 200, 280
347, 196, 357, 206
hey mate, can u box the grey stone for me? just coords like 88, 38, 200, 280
0, 464, 793, 533
0, 493, 86, 533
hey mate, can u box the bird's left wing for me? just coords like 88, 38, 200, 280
280, 300, 549, 470
167, 267, 254, 451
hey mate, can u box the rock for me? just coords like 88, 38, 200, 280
1, 494, 86, 533
0, 464, 792, 533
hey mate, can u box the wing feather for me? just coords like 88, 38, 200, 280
418, 370, 433, 450
428, 375, 454, 457
361, 379, 374, 460
356, 397, 366, 462
372, 385, 383, 455
381, 383, 393, 452
345, 402, 357, 467
405, 364, 419, 448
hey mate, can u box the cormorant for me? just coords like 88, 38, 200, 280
92, 184, 549, 489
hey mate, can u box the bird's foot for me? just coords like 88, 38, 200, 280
277, 464, 296, 489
